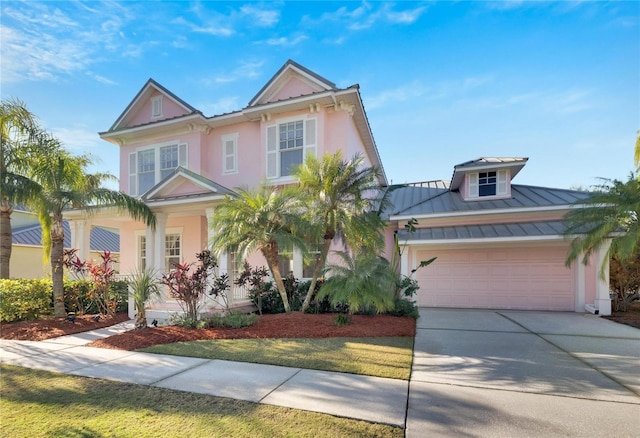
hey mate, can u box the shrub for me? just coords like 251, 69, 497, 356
610, 253, 640, 311
0, 279, 53, 323
386, 297, 420, 319
63, 279, 128, 315
333, 313, 351, 326
203, 312, 259, 328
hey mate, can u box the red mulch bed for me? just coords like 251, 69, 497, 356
88, 313, 416, 351
603, 301, 640, 329
1, 313, 131, 341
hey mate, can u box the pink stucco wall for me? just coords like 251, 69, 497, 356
124, 92, 190, 128
268, 76, 318, 102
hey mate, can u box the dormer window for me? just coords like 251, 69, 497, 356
151, 95, 163, 118
479, 171, 497, 196
468, 169, 508, 199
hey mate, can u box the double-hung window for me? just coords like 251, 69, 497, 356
468, 169, 508, 199
137, 232, 182, 271
129, 143, 187, 196
266, 118, 316, 179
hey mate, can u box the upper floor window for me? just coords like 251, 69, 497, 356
222, 133, 238, 174
266, 118, 316, 179
129, 143, 187, 196
479, 171, 497, 197
468, 169, 508, 199
151, 95, 163, 118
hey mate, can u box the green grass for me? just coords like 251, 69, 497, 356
0, 365, 402, 438
141, 337, 414, 380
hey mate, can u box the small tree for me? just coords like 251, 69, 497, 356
64, 249, 119, 316
161, 250, 218, 323
129, 268, 160, 329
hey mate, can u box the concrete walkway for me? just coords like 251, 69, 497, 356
0, 320, 408, 427
2, 309, 640, 436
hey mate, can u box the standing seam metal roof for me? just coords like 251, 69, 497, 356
397, 220, 568, 241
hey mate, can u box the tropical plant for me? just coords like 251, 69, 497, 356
293, 152, 385, 312
27, 136, 156, 317
0, 98, 43, 278
609, 253, 640, 312
564, 173, 640, 275
317, 249, 395, 317
64, 249, 120, 315
210, 185, 306, 313
128, 268, 161, 329
161, 250, 218, 322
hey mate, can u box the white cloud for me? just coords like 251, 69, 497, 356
311, 1, 427, 31
198, 96, 242, 116
240, 5, 280, 27
203, 61, 265, 85
51, 126, 102, 152
264, 34, 308, 47
366, 81, 430, 110
86, 72, 117, 86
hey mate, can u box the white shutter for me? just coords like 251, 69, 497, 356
468, 173, 478, 198
304, 118, 317, 158
178, 143, 187, 168
129, 152, 137, 196
266, 125, 277, 178
497, 169, 508, 196
223, 139, 236, 173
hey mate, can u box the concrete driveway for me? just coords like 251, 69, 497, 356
407, 308, 640, 437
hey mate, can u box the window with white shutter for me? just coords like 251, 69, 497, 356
222, 133, 238, 174
266, 118, 317, 179
130, 142, 188, 196
151, 95, 163, 118
497, 169, 508, 196
468, 173, 479, 198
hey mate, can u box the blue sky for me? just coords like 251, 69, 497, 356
1, 1, 638, 189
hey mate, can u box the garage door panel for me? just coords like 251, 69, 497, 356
414, 246, 575, 311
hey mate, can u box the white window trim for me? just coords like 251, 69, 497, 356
222, 132, 239, 175
128, 141, 188, 196
151, 95, 163, 119
266, 115, 317, 180
466, 169, 509, 200
135, 227, 184, 271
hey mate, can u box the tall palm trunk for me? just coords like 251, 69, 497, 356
51, 216, 66, 317
301, 237, 333, 312
262, 244, 291, 313
0, 200, 13, 279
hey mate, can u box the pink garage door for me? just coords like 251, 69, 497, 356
414, 245, 575, 311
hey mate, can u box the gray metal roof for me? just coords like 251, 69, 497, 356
389, 182, 590, 217
13, 221, 120, 252
397, 220, 568, 241
454, 157, 528, 168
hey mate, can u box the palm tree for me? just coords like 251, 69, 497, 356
28, 136, 156, 317
0, 98, 42, 278
210, 185, 305, 313
635, 132, 639, 176
129, 268, 160, 329
293, 151, 386, 312
317, 249, 395, 315
564, 173, 640, 275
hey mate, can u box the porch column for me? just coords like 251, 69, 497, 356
575, 258, 586, 312
207, 207, 229, 306
152, 213, 168, 274
69, 219, 92, 262
594, 240, 612, 316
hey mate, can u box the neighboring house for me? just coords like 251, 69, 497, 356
386, 158, 611, 315
64, 61, 611, 318
11, 208, 120, 279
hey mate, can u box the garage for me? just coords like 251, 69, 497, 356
413, 244, 576, 311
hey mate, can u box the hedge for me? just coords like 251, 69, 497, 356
0, 278, 130, 323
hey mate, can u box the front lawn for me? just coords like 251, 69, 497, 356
0, 365, 402, 437
141, 336, 414, 380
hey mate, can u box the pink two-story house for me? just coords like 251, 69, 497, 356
66, 60, 611, 318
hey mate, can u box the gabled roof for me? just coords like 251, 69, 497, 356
248, 59, 337, 107
141, 167, 236, 201
388, 182, 590, 219
108, 78, 200, 132
450, 157, 528, 191
13, 222, 120, 252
